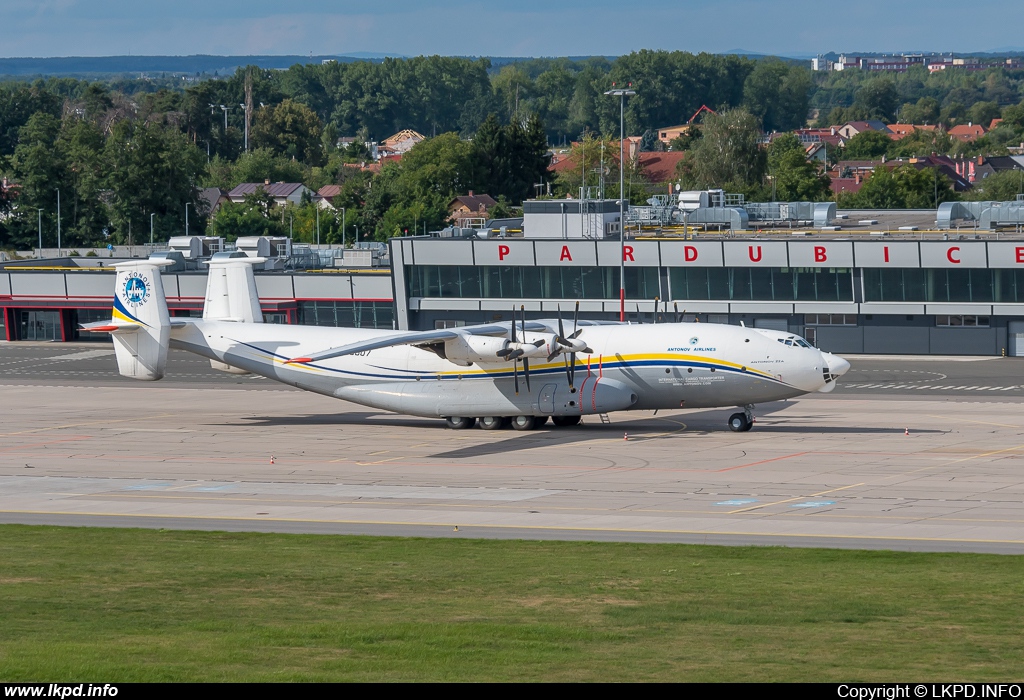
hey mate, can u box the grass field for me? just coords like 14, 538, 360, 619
2, 525, 1024, 681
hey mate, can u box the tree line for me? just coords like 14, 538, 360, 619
3, 53, 1024, 250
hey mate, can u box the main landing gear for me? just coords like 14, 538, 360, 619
444, 415, 578, 430
728, 405, 755, 432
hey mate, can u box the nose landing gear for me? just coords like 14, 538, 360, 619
728, 405, 755, 432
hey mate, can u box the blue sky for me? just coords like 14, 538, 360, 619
1, 1, 1021, 58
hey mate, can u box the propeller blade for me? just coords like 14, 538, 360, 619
510, 307, 517, 344
523, 357, 531, 392
573, 300, 580, 336
557, 305, 565, 342
513, 358, 519, 395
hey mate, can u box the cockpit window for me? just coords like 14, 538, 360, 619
779, 335, 813, 348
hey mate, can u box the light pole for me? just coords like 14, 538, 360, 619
219, 105, 229, 132
316, 206, 320, 247
340, 207, 346, 248
150, 213, 155, 245
37, 208, 43, 258
604, 84, 635, 322
185, 202, 190, 236
55, 188, 61, 258
239, 103, 249, 152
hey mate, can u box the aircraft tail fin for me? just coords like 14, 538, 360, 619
203, 255, 266, 323
106, 259, 174, 380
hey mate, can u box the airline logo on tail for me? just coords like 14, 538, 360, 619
113, 272, 151, 326
124, 275, 148, 304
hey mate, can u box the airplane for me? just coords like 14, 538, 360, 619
84, 255, 851, 432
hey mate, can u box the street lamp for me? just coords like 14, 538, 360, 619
340, 207, 346, 248
185, 202, 190, 236
239, 103, 249, 151
55, 188, 61, 258
37, 208, 43, 258
150, 213, 155, 245
604, 84, 635, 322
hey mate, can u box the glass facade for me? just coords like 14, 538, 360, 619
864, 269, 1024, 303
298, 301, 394, 329
18, 311, 61, 341
406, 266, 661, 300
670, 267, 853, 301
71, 308, 114, 342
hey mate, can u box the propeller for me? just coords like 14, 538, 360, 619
520, 305, 531, 393
555, 301, 593, 392
496, 305, 542, 395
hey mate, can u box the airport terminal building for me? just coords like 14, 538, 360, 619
4, 198, 1024, 356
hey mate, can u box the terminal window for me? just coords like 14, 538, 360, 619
935, 315, 990, 327
805, 314, 857, 326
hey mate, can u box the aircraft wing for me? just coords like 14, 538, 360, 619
288, 321, 551, 364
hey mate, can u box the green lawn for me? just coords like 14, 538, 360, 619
1, 525, 1022, 681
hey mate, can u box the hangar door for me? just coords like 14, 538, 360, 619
1009, 321, 1024, 356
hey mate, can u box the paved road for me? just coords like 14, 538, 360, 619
3, 341, 1024, 553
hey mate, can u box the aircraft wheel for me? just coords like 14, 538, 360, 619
532, 416, 550, 429
445, 416, 475, 430
511, 415, 536, 431
552, 415, 582, 427
478, 416, 503, 430
728, 412, 751, 432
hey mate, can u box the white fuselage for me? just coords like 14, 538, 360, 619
169, 320, 848, 418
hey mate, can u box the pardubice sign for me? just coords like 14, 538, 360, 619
402, 239, 1024, 269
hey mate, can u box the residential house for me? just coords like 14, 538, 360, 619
448, 192, 497, 223
227, 181, 316, 207
948, 123, 986, 142
656, 125, 693, 147
317, 184, 342, 210
636, 152, 686, 185
835, 121, 893, 140
198, 187, 229, 217
381, 129, 425, 156
886, 124, 940, 140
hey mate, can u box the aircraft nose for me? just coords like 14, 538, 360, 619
826, 353, 851, 377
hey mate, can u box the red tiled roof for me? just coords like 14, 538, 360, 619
636, 152, 685, 183
948, 124, 986, 141
318, 185, 342, 199
830, 178, 862, 195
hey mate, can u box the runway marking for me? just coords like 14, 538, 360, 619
0, 413, 176, 437
4, 509, 1024, 546
16, 492, 1024, 525
886, 443, 1024, 479
727, 483, 864, 514
715, 451, 809, 473
928, 414, 1022, 429
0, 436, 93, 451
356, 456, 405, 466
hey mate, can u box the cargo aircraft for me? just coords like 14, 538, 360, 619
85, 256, 850, 432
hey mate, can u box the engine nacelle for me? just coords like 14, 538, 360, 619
444, 332, 556, 366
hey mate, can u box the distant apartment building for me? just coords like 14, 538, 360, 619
814, 53, 1021, 73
